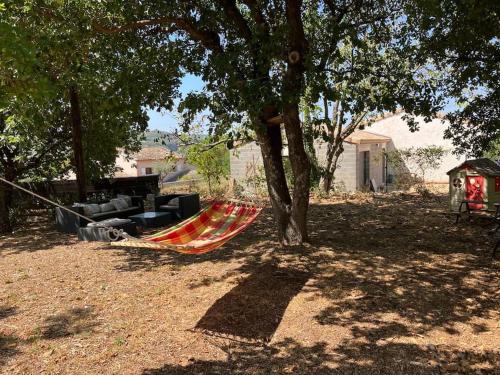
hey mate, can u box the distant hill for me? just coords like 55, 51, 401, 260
142, 130, 179, 151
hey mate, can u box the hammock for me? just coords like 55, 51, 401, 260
114, 201, 262, 254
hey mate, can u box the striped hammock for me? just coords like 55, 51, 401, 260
114, 201, 262, 254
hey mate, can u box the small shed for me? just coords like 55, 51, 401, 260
447, 158, 500, 211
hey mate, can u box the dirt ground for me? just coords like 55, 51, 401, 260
0, 193, 499, 374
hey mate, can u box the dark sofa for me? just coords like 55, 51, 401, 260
154, 193, 200, 220
55, 196, 144, 233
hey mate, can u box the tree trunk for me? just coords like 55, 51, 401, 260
283, 102, 310, 243
69, 85, 87, 202
256, 123, 307, 245
321, 143, 344, 193
0, 183, 12, 234
0, 168, 15, 234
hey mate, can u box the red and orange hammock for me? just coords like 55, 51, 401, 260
114, 201, 262, 254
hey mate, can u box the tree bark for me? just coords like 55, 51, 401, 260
321, 142, 344, 193
0, 183, 12, 234
255, 124, 302, 245
0, 167, 15, 234
283, 103, 310, 243
69, 85, 87, 202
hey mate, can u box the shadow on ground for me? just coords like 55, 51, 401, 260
140, 194, 499, 373
195, 264, 310, 342
0, 305, 19, 366
40, 306, 99, 339
142, 336, 498, 374
1, 194, 499, 373
0, 214, 76, 256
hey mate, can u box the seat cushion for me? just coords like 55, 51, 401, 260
99, 202, 115, 212
117, 194, 132, 207
82, 204, 101, 216
110, 198, 129, 211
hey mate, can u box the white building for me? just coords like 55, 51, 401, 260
230, 112, 466, 192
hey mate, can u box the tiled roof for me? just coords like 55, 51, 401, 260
133, 147, 180, 161
447, 158, 500, 176
345, 130, 391, 144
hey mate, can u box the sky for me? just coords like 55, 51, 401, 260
146, 74, 205, 132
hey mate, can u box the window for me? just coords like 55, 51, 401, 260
363, 151, 370, 185
145, 167, 153, 175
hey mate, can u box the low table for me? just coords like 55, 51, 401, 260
129, 211, 173, 228
77, 219, 137, 242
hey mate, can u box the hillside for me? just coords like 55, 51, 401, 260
141, 130, 179, 151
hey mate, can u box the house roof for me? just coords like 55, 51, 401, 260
447, 158, 500, 176
133, 147, 180, 161
344, 130, 391, 144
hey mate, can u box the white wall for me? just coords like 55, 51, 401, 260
314, 141, 358, 191
114, 151, 138, 177
368, 113, 466, 183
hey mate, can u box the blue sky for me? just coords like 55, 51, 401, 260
146, 74, 205, 132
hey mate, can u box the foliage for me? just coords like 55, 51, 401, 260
0, 0, 181, 181
406, 0, 500, 156
184, 138, 229, 196
153, 160, 177, 180
385, 145, 447, 190
482, 138, 500, 160
303, 15, 444, 193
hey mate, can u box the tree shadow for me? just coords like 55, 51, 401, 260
142, 336, 498, 374
194, 264, 310, 343
143, 338, 334, 374
0, 305, 19, 367
333, 322, 499, 374
0, 214, 77, 256
40, 306, 99, 339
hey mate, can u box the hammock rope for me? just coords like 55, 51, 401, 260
0, 177, 262, 254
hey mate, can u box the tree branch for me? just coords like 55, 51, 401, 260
241, 0, 270, 34
94, 17, 223, 53
218, 0, 253, 42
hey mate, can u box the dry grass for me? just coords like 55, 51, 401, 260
0, 192, 499, 374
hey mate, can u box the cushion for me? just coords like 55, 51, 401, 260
168, 197, 180, 207
82, 204, 100, 217
88, 218, 131, 227
92, 206, 140, 219
99, 202, 115, 213
117, 194, 132, 207
110, 198, 129, 211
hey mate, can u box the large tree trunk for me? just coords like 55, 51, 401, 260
69, 85, 87, 202
255, 124, 304, 245
283, 102, 310, 243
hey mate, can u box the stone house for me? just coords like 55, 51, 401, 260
230, 112, 466, 192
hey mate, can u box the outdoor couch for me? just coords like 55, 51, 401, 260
55, 195, 144, 233
154, 193, 200, 220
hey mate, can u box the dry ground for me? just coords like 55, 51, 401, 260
0, 193, 499, 374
